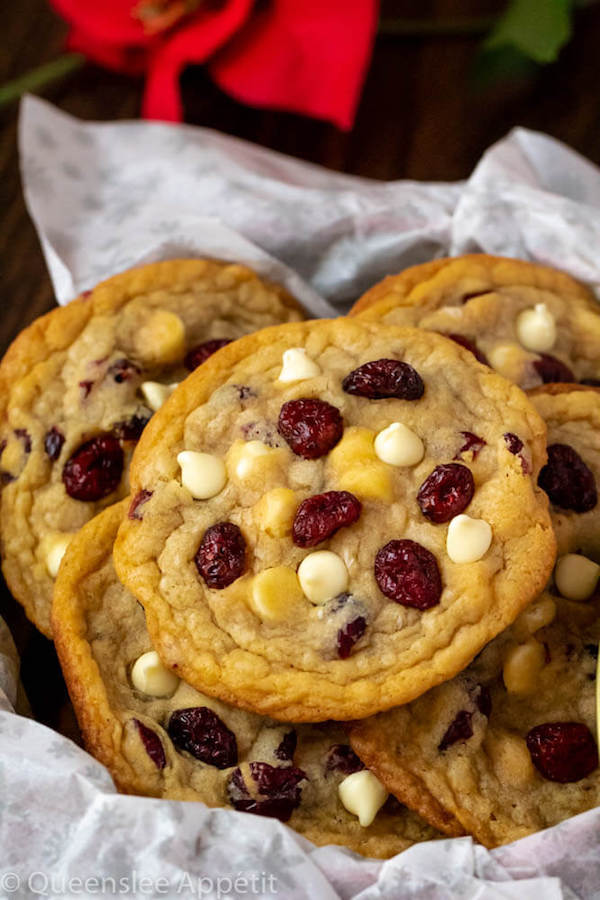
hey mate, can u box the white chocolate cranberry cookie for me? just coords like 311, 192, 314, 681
529, 385, 600, 556
350, 588, 600, 848
52, 501, 438, 858
0, 260, 302, 637
114, 318, 555, 722
351, 255, 600, 389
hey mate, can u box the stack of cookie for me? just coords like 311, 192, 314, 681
1, 254, 599, 857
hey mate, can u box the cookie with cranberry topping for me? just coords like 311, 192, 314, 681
350, 584, 600, 848
351, 255, 600, 390
114, 318, 554, 721
52, 502, 438, 858
0, 259, 302, 636
528, 385, 600, 555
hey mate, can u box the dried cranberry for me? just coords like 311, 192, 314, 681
168, 707, 238, 769
185, 339, 233, 371
44, 427, 65, 461
455, 431, 486, 460
278, 398, 343, 459
337, 616, 367, 659
128, 489, 153, 520
325, 744, 365, 775
195, 522, 246, 589
438, 710, 474, 752
445, 334, 489, 367
227, 762, 306, 821
234, 385, 257, 402
112, 413, 151, 441
134, 720, 166, 770
374, 539, 442, 609
275, 730, 297, 761
292, 491, 362, 548
526, 722, 598, 783
504, 432, 531, 474
533, 354, 574, 384
461, 291, 489, 304
342, 359, 424, 400
107, 358, 141, 383
79, 380, 94, 398
14, 429, 31, 453
0, 471, 15, 485
62, 434, 124, 501
417, 463, 475, 523
538, 443, 597, 512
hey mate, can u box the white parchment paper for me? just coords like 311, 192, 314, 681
5, 95, 600, 898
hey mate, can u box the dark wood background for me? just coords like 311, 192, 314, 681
2, 0, 600, 732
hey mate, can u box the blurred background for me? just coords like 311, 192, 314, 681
2, 0, 600, 728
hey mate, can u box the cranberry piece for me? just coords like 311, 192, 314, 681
504, 432, 531, 474
234, 385, 257, 402
337, 616, 367, 659
168, 707, 238, 769
185, 339, 233, 371
533, 354, 574, 384
227, 762, 306, 821
79, 380, 94, 398
81, 289, 92, 299
375, 539, 442, 609
455, 431, 486, 460
472, 683, 492, 718
342, 359, 424, 400
134, 720, 166, 770
538, 443, 597, 513
107, 358, 141, 383
275, 730, 297, 761
44, 427, 65, 461
417, 463, 475, 523
14, 429, 31, 453
112, 413, 151, 441
438, 710, 474, 752
445, 334, 489, 367
292, 490, 362, 548
0, 471, 15, 485
241, 421, 280, 447
278, 398, 343, 459
128, 489, 153, 520
526, 722, 598, 783
325, 744, 365, 775
62, 434, 124, 501
461, 291, 489, 304
195, 522, 246, 589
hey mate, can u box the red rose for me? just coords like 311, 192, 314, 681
49, 0, 378, 129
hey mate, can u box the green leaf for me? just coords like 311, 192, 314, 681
485, 0, 574, 64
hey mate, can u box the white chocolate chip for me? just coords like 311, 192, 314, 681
278, 348, 321, 383
555, 553, 600, 601
177, 451, 227, 499
45, 533, 73, 578
503, 640, 546, 694
374, 422, 424, 467
297, 551, 348, 605
487, 342, 533, 383
140, 381, 178, 412
131, 650, 179, 697
338, 770, 388, 827
250, 566, 305, 622
446, 514, 492, 564
516, 303, 556, 353
233, 441, 271, 479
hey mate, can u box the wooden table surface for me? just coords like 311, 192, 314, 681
2, 0, 600, 732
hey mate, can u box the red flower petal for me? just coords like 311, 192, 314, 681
143, 0, 254, 121
209, 0, 378, 130
50, 0, 147, 45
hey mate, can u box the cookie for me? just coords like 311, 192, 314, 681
350, 589, 600, 848
529, 385, 600, 556
351, 255, 600, 389
52, 501, 438, 859
349, 386, 600, 848
0, 259, 303, 637
114, 317, 555, 722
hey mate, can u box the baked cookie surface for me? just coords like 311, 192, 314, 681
52, 501, 437, 859
0, 259, 302, 636
350, 385, 600, 848
114, 318, 555, 722
351, 255, 600, 390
